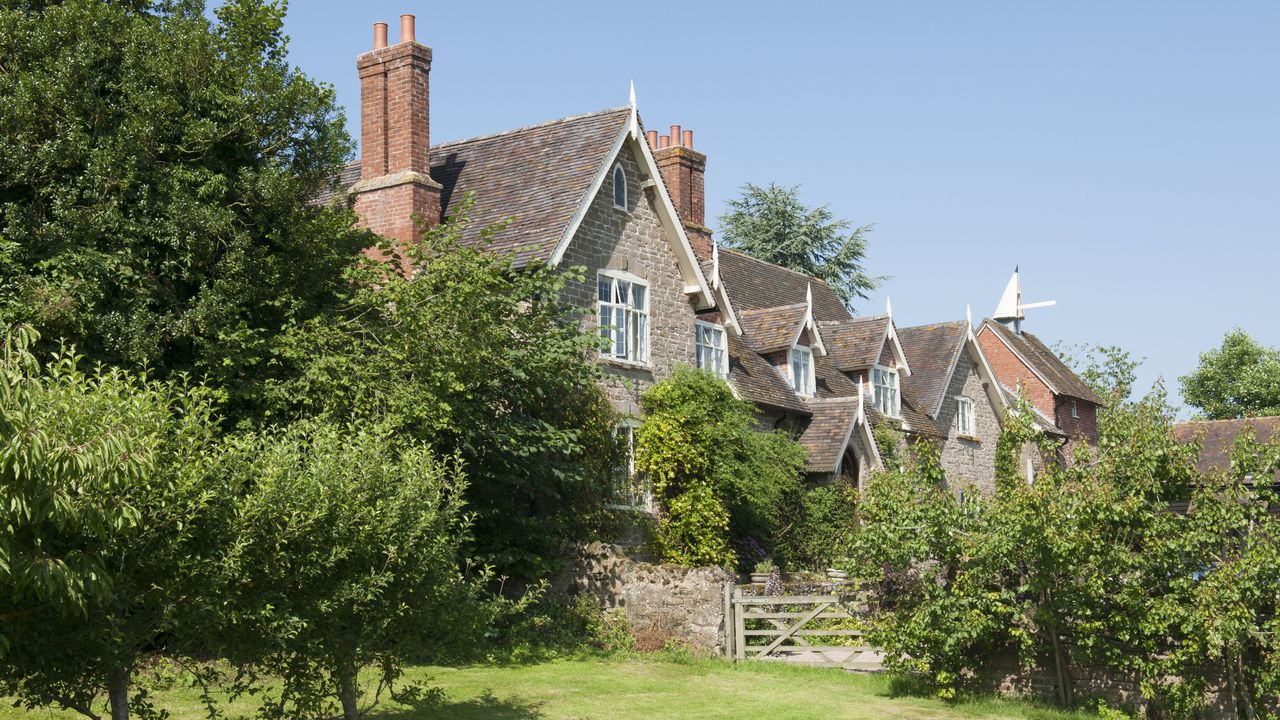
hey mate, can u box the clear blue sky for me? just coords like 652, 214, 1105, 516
273, 1, 1279, 411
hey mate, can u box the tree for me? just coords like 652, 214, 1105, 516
634, 367, 807, 568
218, 421, 481, 720
1056, 342, 1144, 405
1181, 329, 1280, 419
0, 0, 366, 422
0, 327, 231, 720
263, 197, 617, 581
718, 183, 884, 309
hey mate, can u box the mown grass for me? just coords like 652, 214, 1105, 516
2, 654, 1096, 720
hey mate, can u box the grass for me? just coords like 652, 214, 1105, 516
2, 654, 1095, 720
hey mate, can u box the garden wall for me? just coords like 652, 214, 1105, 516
552, 542, 732, 654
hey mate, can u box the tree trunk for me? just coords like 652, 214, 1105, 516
1043, 591, 1073, 709
108, 663, 130, 720
336, 664, 360, 720
1224, 653, 1239, 720
1237, 653, 1257, 720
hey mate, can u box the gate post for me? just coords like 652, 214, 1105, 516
722, 581, 734, 659
732, 588, 746, 661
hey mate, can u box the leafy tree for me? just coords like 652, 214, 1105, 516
263, 197, 617, 581
0, 327, 231, 720
634, 367, 806, 568
0, 0, 366, 421
718, 183, 884, 309
218, 420, 481, 720
1181, 329, 1280, 419
779, 480, 859, 572
1056, 342, 1144, 405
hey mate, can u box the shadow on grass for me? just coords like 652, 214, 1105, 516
371, 690, 544, 719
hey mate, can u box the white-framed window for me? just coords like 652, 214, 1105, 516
956, 396, 974, 436
1071, 400, 1079, 418
597, 271, 648, 364
612, 163, 627, 210
610, 422, 652, 512
695, 321, 728, 379
790, 346, 814, 396
872, 365, 900, 418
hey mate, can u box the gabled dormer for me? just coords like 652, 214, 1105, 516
818, 300, 911, 420
736, 284, 827, 398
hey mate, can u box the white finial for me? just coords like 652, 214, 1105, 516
629, 80, 636, 108
711, 241, 720, 284
806, 282, 814, 310
885, 296, 893, 318
966, 303, 972, 328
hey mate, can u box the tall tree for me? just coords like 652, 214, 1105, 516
718, 183, 884, 308
0, 0, 366, 421
1180, 329, 1280, 419
0, 327, 232, 720
1055, 342, 1144, 405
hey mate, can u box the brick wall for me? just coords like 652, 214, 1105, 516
978, 327, 1055, 419
936, 359, 1001, 495
558, 142, 702, 417
1055, 396, 1098, 440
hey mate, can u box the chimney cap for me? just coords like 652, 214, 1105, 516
373, 22, 388, 50
400, 14, 416, 44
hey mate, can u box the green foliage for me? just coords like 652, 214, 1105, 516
264, 196, 616, 581
1055, 343, 1144, 405
1180, 328, 1280, 419
718, 183, 885, 308
872, 423, 905, 470
0, 326, 231, 720
217, 420, 480, 720
779, 481, 859, 571
0, 1, 367, 423
634, 367, 806, 569
848, 387, 1280, 716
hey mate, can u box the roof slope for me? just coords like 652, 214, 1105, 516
726, 333, 810, 414
318, 107, 631, 266
1174, 417, 1280, 482
799, 398, 860, 473
715, 249, 850, 322
737, 303, 808, 354
819, 316, 890, 372
981, 320, 1103, 405
898, 321, 968, 418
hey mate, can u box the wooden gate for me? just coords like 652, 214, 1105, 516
726, 588, 881, 670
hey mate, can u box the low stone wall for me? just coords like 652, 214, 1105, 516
552, 542, 732, 654
981, 653, 1235, 718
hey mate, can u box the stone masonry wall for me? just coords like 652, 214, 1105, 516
559, 141, 701, 417
553, 542, 732, 654
937, 359, 1001, 495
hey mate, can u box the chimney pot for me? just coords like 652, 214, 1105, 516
659, 135, 670, 149
682, 130, 693, 149
670, 124, 681, 147
373, 22, 388, 50
646, 130, 659, 149
400, 14, 415, 43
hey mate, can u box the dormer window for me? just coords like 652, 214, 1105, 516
695, 321, 728, 379
612, 163, 627, 210
872, 365, 900, 418
790, 346, 814, 397
598, 270, 648, 364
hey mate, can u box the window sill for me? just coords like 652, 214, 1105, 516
957, 434, 982, 444
612, 205, 631, 216
600, 356, 652, 372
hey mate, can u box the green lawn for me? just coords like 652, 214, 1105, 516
3, 656, 1092, 720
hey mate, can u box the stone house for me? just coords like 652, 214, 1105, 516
324, 15, 1089, 505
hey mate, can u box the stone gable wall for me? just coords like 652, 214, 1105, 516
559, 142, 701, 417
937, 359, 1001, 495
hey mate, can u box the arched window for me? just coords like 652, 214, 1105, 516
612, 163, 627, 209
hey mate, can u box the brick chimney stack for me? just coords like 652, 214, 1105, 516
650, 125, 712, 260
351, 14, 442, 252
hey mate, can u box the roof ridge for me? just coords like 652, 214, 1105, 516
719, 247, 837, 288
818, 315, 888, 326
900, 319, 967, 331
430, 106, 629, 151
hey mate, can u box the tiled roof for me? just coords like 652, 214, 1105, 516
981, 320, 1103, 405
897, 321, 969, 418
1174, 417, 1280, 483
737, 303, 808, 354
799, 398, 860, 473
819, 316, 890, 372
814, 353, 862, 399
317, 107, 631, 266
726, 333, 810, 414
715, 249, 851, 322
